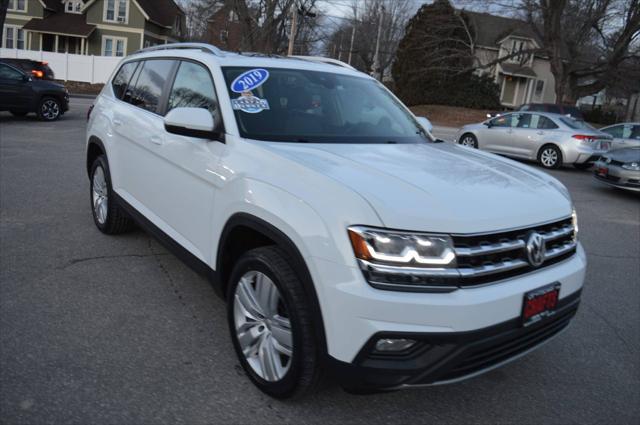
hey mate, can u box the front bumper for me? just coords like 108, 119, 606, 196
328, 289, 581, 390
594, 161, 640, 191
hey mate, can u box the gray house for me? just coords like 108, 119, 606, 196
465, 11, 558, 107
2, 0, 185, 57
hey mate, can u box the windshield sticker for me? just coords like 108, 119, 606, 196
231, 92, 270, 114
230, 69, 269, 93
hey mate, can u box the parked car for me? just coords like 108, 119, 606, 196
455, 111, 612, 169
519, 103, 584, 120
86, 43, 585, 398
0, 62, 69, 121
594, 147, 640, 192
598, 122, 640, 150
0, 58, 55, 80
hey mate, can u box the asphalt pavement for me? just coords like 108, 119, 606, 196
1, 99, 639, 424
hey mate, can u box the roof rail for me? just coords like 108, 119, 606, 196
135, 43, 224, 57
290, 55, 356, 71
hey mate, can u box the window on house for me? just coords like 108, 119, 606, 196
8, 0, 27, 12
66, 1, 82, 13
105, 0, 127, 22
2, 26, 24, 50
103, 37, 126, 57
220, 30, 229, 42
534, 80, 545, 99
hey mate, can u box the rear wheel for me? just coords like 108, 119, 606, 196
227, 246, 322, 399
459, 133, 478, 148
37, 97, 61, 121
538, 145, 562, 169
89, 155, 134, 234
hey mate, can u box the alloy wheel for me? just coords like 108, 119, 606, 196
233, 271, 293, 382
41, 99, 60, 120
92, 166, 108, 224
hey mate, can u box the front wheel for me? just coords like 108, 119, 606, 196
227, 246, 322, 399
538, 145, 562, 169
459, 133, 478, 148
90, 155, 134, 234
37, 97, 61, 121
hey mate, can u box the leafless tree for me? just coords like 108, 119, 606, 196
459, 0, 640, 102
324, 0, 413, 79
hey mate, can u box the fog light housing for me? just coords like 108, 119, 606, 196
374, 338, 416, 352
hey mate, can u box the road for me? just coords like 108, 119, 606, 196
1, 99, 639, 424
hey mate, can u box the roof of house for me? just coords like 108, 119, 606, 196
40, 0, 63, 11
23, 13, 96, 37
464, 11, 541, 48
136, 0, 184, 27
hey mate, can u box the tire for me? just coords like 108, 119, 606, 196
573, 162, 592, 170
37, 97, 61, 121
538, 145, 562, 169
459, 133, 478, 148
227, 246, 322, 399
89, 155, 134, 234
10, 110, 28, 117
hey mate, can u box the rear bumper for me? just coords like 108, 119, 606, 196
328, 289, 581, 391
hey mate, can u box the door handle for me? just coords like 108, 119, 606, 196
150, 136, 164, 145
113, 119, 123, 126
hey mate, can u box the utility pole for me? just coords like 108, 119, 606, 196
287, 3, 298, 56
371, 3, 385, 80
347, 25, 356, 65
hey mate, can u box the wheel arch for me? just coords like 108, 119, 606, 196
537, 142, 563, 161
86, 136, 107, 178
217, 212, 328, 354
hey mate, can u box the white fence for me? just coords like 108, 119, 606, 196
0, 48, 121, 84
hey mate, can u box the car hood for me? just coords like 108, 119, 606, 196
604, 147, 640, 162
259, 141, 572, 233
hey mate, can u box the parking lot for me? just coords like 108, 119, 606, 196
0, 98, 638, 424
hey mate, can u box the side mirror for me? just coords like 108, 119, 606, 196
164, 107, 216, 139
22, 74, 31, 82
416, 116, 433, 133
484, 121, 493, 128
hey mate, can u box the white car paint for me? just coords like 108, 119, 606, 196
87, 47, 586, 368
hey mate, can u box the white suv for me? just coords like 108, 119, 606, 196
86, 44, 586, 398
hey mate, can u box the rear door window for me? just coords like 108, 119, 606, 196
111, 61, 139, 99
126, 59, 175, 114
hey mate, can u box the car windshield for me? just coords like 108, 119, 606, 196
221, 67, 431, 143
559, 116, 594, 130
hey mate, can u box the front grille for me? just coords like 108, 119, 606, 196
453, 217, 576, 286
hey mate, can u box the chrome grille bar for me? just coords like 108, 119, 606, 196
542, 225, 574, 242
455, 240, 525, 257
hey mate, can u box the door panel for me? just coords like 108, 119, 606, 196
483, 114, 517, 154
0, 64, 32, 109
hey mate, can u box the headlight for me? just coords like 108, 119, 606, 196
622, 162, 640, 171
572, 207, 579, 241
347, 226, 455, 266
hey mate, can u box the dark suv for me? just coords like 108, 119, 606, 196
519, 103, 584, 120
0, 58, 55, 80
0, 62, 69, 121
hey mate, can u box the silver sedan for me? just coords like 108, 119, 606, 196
598, 122, 640, 150
455, 112, 612, 169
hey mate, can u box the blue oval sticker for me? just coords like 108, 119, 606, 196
230, 69, 269, 93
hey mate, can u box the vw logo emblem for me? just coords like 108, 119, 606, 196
526, 232, 546, 267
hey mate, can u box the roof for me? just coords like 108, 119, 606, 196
23, 14, 96, 37
136, 0, 183, 28
40, 0, 63, 11
464, 11, 540, 48
499, 63, 537, 78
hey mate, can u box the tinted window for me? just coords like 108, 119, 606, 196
111, 61, 138, 99
602, 125, 623, 138
168, 61, 218, 118
127, 59, 175, 114
221, 67, 430, 144
537, 116, 558, 129
0, 64, 23, 80
520, 114, 558, 129
631, 125, 640, 140
491, 114, 518, 127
